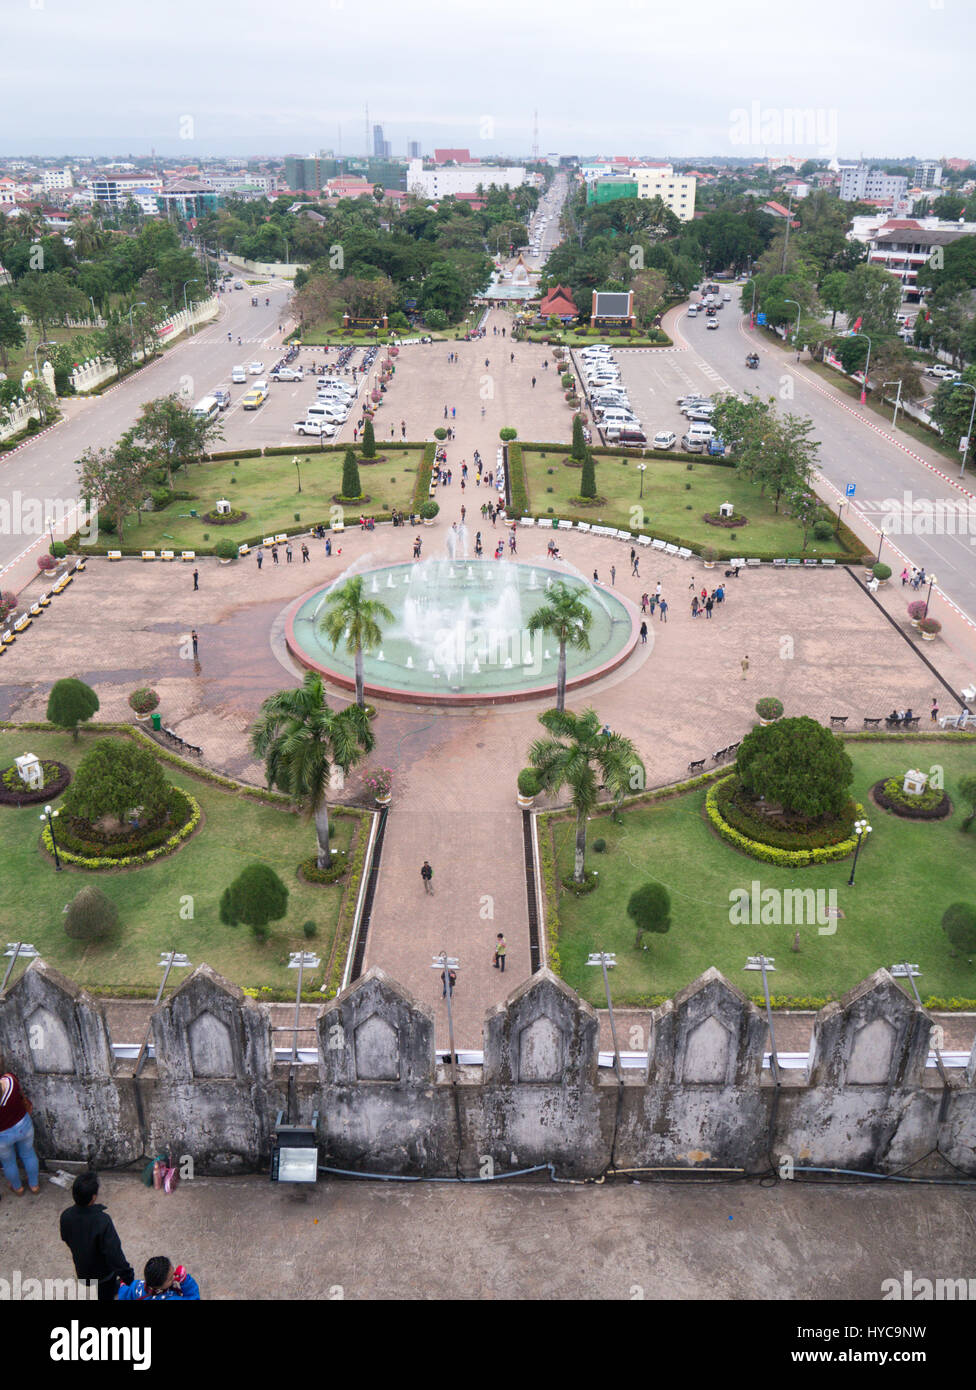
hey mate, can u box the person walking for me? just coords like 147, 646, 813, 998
659, 598, 668, 622
118, 1256, 201, 1302
741, 654, 749, 679
191, 629, 198, 658
301, 543, 310, 563
691, 595, 699, 618
400, 419, 406, 437
413, 536, 422, 560
641, 593, 649, 612
655, 581, 662, 599
0, 1064, 40, 1196
461, 505, 466, 523
271, 545, 279, 565
192, 568, 199, 591
531, 376, 536, 388
593, 569, 599, 584
451, 406, 456, 419
640, 620, 648, 644
60, 1171, 135, 1302
494, 934, 507, 972
286, 543, 293, 564
510, 351, 514, 363
632, 554, 640, 577
444, 405, 448, 419
256, 550, 263, 570
931, 697, 939, 723
421, 860, 434, 895
705, 595, 714, 619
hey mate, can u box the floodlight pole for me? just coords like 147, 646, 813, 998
1, 943, 38, 996
895, 961, 949, 1095
744, 955, 780, 1083
433, 951, 460, 1085
134, 951, 192, 1078
587, 952, 622, 1082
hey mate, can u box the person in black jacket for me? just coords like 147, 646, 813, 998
60, 1171, 134, 1302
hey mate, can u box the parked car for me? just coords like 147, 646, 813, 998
271, 366, 304, 382
233, 280, 244, 289
681, 434, 705, 452
241, 388, 267, 410
294, 419, 336, 437
231, 365, 247, 384
213, 388, 231, 410
248, 362, 264, 375
686, 406, 715, 422
606, 427, 647, 447
706, 318, 720, 330
927, 364, 957, 379
652, 431, 677, 450
677, 394, 710, 407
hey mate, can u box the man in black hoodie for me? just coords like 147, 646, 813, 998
60, 1171, 134, 1301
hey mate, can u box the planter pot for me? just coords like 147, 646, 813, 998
703, 559, 716, 570
758, 716, 776, 726
218, 558, 233, 565
517, 793, 535, 809
134, 711, 153, 722
921, 631, 936, 642
910, 619, 920, 629
423, 518, 436, 526
374, 793, 392, 807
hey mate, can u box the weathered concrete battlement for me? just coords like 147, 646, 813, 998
1, 960, 972, 1178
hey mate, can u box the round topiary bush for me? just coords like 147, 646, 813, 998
499, 428, 517, 442
813, 520, 834, 541
64, 885, 119, 941
214, 539, 238, 560
627, 882, 672, 950
419, 500, 439, 520
128, 688, 159, 716
737, 715, 853, 819
873, 562, 892, 582
943, 903, 976, 955
907, 600, 928, 622
592, 838, 606, 853
303, 920, 318, 939
49, 541, 68, 559
755, 697, 784, 722
517, 768, 540, 798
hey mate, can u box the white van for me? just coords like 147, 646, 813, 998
192, 395, 220, 422
685, 422, 715, 441
600, 408, 640, 426
306, 402, 347, 424
231, 365, 247, 384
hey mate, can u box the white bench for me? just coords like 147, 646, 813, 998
520, 517, 535, 526
575, 522, 591, 532
746, 558, 761, 567
729, 558, 746, 567
664, 543, 679, 556
13, 615, 31, 632
141, 550, 156, 561
237, 544, 250, 556
538, 518, 552, 528
558, 520, 573, 530
820, 558, 835, 566
160, 550, 175, 561
29, 603, 42, 617
637, 534, 652, 546
107, 550, 122, 561
181, 551, 196, 562
333, 522, 345, 533
773, 558, 787, 566
275, 533, 288, 543
0, 630, 13, 646
616, 530, 633, 541
652, 538, 666, 551
677, 547, 692, 559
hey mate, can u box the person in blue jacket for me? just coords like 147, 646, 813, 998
118, 1256, 200, 1301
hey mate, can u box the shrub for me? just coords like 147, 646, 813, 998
341, 448, 362, 500
737, 716, 853, 818
907, 600, 928, 621
918, 617, 941, 635
425, 309, 448, 330
219, 863, 289, 929
300, 854, 349, 884
151, 487, 171, 508
499, 427, 517, 442
873, 562, 892, 581
214, 539, 237, 560
592, 838, 606, 853
813, 520, 834, 541
128, 687, 159, 715
755, 697, 784, 721
64, 885, 119, 941
580, 450, 596, 499
361, 419, 376, 459
46, 678, 100, 741
876, 776, 948, 817
959, 774, 976, 831
63, 738, 171, 825
49, 541, 68, 558
434, 427, 447, 440
303, 920, 318, 939
571, 415, 586, 462
627, 882, 672, 950
37, 553, 58, 572
518, 767, 541, 798
943, 903, 976, 955
0, 590, 17, 622
702, 545, 718, 563
419, 499, 439, 520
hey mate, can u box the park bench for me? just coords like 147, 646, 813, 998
829, 715, 848, 728
863, 717, 883, 729
688, 759, 706, 774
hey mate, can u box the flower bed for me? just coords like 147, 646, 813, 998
298, 852, 350, 885
201, 508, 249, 525
703, 512, 749, 527
872, 777, 952, 820
42, 788, 200, 869
706, 776, 860, 865
0, 760, 71, 806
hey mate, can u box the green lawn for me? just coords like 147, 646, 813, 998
0, 729, 360, 994
522, 449, 854, 558
112, 449, 423, 551
550, 740, 976, 1007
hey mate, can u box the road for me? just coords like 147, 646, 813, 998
675, 293, 976, 628
0, 274, 293, 577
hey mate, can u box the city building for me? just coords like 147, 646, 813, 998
587, 178, 637, 204
89, 171, 163, 208
372, 124, 391, 159
838, 164, 908, 204
406, 158, 527, 198
861, 218, 976, 302
538, 285, 578, 322
433, 148, 471, 164
408, 142, 421, 159
913, 160, 943, 190
634, 168, 696, 221
42, 166, 73, 192
157, 178, 219, 220
205, 172, 274, 194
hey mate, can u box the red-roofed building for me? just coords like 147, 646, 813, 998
454, 190, 486, 209
434, 149, 471, 164
538, 285, 578, 322
762, 200, 800, 226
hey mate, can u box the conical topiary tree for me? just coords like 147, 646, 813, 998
341, 448, 362, 500
627, 882, 672, 951
571, 415, 586, 461
361, 418, 376, 459
65, 885, 119, 941
47, 677, 100, 742
579, 448, 596, 499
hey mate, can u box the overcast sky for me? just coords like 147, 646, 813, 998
4, 0, 973, 160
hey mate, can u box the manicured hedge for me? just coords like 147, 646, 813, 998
705, 776, 862, 865
411, 441, 436, 513
715, 775, 856, 849
42, 790, 200, 869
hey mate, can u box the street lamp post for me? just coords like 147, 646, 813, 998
948, 381, 976, 478
780, 192, 795, 273
850, 330, 872, 405
784, 298, 802, 360
128, 301, 148, 360
847, 818, 872, 886
637, 462, 647, 499
294, 456, 302, 493
40, 804, 62, 870
924, 572, 938, 618
876, 529, 885, 562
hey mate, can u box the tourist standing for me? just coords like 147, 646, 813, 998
659, 598, 668, 622
256, 550, 263, 570
421, 860, 434, 895
640, 620, 648, 645
610, 565, 616, 586
0, 1065, 40, 1196
118, 1257, 201, 1302
192, 568, 199, 591
741, 655, 749, 680
494, 934, 507, 972
60, 1172, 135, 1302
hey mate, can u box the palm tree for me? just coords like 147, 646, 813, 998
318, 575, 393, 708
250, 672, 375, 869
529, 707, 644, 884
527, 581, 592, 712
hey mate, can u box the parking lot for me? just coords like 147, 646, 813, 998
571, 340, 736, 448
215, 344, 375, 450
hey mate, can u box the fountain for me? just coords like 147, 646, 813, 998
286, 560, 639, 706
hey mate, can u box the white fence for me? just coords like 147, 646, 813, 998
0, 397, 41, 444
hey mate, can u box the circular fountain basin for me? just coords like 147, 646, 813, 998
285, 560, 640, 706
